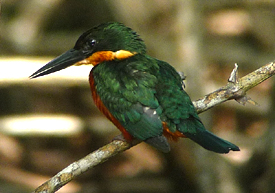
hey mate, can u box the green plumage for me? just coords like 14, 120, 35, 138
30, 22, 240, 153
92, 55, 162, 139
92, 53, 239, 153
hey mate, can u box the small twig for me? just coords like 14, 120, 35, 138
193, 61, 275, 113
228, 63, 239, 83
33, 60, 275, 193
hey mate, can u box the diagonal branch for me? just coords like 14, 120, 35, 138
193, 61, 275, 113
33, 60, 275, 193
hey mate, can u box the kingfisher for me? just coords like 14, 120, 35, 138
30, 22, 239, 153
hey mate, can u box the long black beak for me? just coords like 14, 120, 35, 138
29, 49, 85, 79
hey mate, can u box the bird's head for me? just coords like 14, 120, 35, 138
30, 22, 146, 78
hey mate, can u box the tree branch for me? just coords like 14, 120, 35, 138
193, 62, 275, 113
33, 60, 275, 193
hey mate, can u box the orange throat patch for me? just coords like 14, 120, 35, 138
75, 50, 136, 66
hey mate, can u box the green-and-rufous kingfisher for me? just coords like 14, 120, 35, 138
30, 22, 240, 153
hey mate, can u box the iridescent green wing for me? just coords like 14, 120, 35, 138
155, 60, 239, 153
92, 55, 170, 152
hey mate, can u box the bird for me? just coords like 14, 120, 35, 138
30, 22, 240, 153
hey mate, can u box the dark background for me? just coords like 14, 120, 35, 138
1, 1, 275, 192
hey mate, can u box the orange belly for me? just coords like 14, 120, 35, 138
162, 122, 186, 141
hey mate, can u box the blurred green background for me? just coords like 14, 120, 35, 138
1, 0, 275, 193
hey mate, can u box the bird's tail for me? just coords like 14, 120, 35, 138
185, 129, 240, 153
178, 119, 240, 153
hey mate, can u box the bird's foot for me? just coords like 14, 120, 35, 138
112, 134, 140, 146
112, 133, 128, 142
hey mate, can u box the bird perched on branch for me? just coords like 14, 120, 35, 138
30, 22, 239, 153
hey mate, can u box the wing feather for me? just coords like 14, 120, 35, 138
91, 55, 170, 152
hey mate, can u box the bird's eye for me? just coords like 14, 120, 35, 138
89, 39, 96, 47
81, 39, 97, 55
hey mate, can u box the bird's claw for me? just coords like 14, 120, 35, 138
112, 134, 128, 142
112, 134, 140, 146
